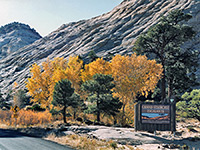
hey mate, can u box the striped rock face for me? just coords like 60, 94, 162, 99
0, 0, 199, 93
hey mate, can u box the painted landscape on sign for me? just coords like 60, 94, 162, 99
141, 112, 170, 123
142, 113, 169, 120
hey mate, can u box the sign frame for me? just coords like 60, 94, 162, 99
134, 102, 176, 132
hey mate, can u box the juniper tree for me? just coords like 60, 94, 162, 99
134, 9, 199, 101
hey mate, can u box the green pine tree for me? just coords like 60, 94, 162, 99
134, 9, 199, 102
82, 73, 122, 122
52, 79, 76, 123
70, 93, 87, 119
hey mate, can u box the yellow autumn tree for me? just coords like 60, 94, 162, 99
81, 57, 111, 82
65, 56, 84, 92
26, 57, 68, 108
26, 56, 83, 109
111, 54, 163, 124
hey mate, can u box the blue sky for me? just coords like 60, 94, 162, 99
0, 0, 123, 36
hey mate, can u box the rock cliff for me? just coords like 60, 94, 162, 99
0, 0, 199, 93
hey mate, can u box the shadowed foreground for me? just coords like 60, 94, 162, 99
0, 129, 73, 150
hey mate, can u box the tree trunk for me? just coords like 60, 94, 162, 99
168, 79, 173, 102
97, 100, 100, 122
161, 60, 166, 102
161, 76, 166, 102
121, 104, 126, 126
63, 106, 67, 123
73, 109, 76, 120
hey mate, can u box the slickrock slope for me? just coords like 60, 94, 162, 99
0, 22, 42, 59
0, 0, 199, 93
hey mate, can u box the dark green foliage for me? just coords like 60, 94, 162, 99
52, 79, 76, 123
0, 91, 11, 110
176, 89, 200, 121
50, 107, 61, 116
88, 50, 98, 62
70, 93, 87, 119
52, 79, 74, 106
31, 103, 46, 111
82, 74, 122, 122
110, 141, 118, 149
0, 92, 7, 109
134, 9, 199, 101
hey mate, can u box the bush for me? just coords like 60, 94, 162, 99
176, 89, 200, 121
0, 109, 52, 126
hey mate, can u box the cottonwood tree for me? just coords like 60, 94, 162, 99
134, 9, 198, 101
26, 56, 83, 109
111, 54, 163, 124
82, 74, 122, 122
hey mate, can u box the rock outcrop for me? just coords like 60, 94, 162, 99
0, 22, 42, 59
0, 0, 199, 93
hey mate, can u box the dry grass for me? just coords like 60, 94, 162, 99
0, 109, 53, 127
45, 133, 138, 150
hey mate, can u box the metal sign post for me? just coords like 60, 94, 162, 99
11, 105, 20, 127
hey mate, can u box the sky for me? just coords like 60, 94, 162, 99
0, 0, 123, 36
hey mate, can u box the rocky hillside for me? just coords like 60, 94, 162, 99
0, 0, 199, 93
0, 22, 41, 59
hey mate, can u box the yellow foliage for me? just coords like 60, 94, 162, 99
0, 110, 52, 126
65, 56, 84, 91
26, 56, 83, 109
81, 57, 111, 82
25, 53, 162, 126
111, 54, 163, 124
111, 54, 163, 102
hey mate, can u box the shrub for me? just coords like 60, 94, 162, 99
176, 89, 200, 121
0, 109, 52, 126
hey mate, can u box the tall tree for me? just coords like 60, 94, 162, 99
111, 54, 163, 123
134, 9, 198, 101
52, 79, 76, 123
82, 74, 122, 122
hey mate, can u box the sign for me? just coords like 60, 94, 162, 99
12, 105, 20, 113
141, 104, 170, 124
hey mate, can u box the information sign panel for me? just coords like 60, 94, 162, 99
141, 104, 170, 124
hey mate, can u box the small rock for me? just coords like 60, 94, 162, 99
84, 119, 93, 125
162, 144, 169, 148
63, 131, 75, 135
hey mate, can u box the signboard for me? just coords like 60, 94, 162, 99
12, 105, 20, 113
141, 104, 170, 124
